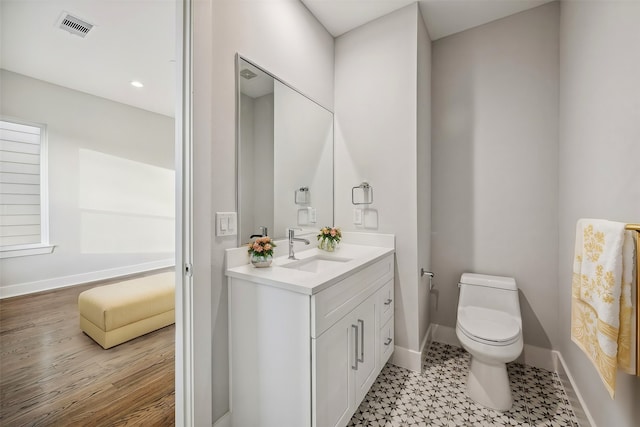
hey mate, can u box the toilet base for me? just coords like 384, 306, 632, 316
466, 356, 513, 411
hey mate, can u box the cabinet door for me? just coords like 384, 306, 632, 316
380, 316, 394, 368
313, 313, 356, 427
353, 294, 378, 404
377, 279, 394, 327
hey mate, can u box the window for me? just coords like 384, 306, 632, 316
0, 118, 54, 258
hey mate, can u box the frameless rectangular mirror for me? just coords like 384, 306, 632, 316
236, 55, 334, 245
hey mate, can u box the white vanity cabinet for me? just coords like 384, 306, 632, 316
228, 249, 394, 427
313, 292, 377, 427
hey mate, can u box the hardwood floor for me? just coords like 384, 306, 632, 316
0, 274, 175, 426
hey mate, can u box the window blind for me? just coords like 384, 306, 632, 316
0, 120, 43, 247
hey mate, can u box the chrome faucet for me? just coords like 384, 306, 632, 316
250, 226, 268, 239
288, 228, 310, 259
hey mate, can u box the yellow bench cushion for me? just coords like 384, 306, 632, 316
78, 272, 175, 348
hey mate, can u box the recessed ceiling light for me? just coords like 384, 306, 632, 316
130, 81, 144, 88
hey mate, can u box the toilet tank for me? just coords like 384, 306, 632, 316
458, 273, 521, 320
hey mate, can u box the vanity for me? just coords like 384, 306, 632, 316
226, 233, 395, 427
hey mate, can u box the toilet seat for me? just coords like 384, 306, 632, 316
457, 306, 520, 346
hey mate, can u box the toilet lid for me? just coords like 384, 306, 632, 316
457, 306, 520, 345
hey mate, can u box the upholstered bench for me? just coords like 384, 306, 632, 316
78, 271, 175, 349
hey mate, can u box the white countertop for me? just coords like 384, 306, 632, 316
225, 233, 395, 295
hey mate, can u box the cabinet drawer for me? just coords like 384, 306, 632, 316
377, 279, 394, 326
312, 254, 393, 338
379, 317, 394, 366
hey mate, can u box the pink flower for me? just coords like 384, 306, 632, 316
330, 229, 337, 237
253, 243, 263, 252
264, 243, 272, 251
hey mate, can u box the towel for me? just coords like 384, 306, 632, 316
571, 219, 636, 398
618, 229, 637, 376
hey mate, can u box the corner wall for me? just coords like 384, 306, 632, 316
334, 3, 429, 369
430, 2, 560, 349
558, 2, 640, 426
0, 70, 175, 296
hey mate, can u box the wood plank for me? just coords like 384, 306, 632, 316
0, 273, 175, 425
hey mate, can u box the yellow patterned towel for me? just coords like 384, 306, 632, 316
571, 219, 636, 398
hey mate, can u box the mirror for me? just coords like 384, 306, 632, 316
236, 56, 334, 245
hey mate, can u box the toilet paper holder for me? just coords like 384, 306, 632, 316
421, 269, 435, 290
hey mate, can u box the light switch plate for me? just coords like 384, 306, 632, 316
216, 212, 237, 236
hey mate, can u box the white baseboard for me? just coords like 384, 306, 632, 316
420, 324, 433, 361
390, 344, 423, 372
0, 258, 175, 299
554, 350, 596, 427
213, 411, 231, 427
390, 324, 445, 372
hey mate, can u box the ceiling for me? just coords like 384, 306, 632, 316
302, 0, 554, 39
1, 0, 553, 119
0, 0, 176, 117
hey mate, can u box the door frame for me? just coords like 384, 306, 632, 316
175, 0, 194, 424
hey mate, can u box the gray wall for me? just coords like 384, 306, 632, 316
431, 2, 560, 349
558, 1, 640, 426
193, 0, 335, 422
0, 70, 174, 294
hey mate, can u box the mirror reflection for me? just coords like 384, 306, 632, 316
237, 57, 334, 245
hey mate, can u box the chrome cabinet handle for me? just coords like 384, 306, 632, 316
384, 298, 392, 306
358, 319, 365, 363
384, 337, 393, 346
352, 324, 359, 370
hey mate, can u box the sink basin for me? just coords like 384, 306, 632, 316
282, 254, 352, 273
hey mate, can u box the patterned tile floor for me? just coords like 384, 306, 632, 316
348, 342, 580, 427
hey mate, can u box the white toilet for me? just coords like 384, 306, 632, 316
455, 273, 523, 411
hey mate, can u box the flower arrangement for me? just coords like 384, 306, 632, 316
317, 226, 341, 251
247, 236, 276, 258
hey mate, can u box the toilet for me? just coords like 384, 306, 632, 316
455, 273, 523, 411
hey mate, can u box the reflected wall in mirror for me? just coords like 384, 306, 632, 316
237, 56, 334, 245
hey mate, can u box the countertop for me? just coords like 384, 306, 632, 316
225, 242, 394, 295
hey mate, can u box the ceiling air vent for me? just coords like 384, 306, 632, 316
57, 12, 94, 38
